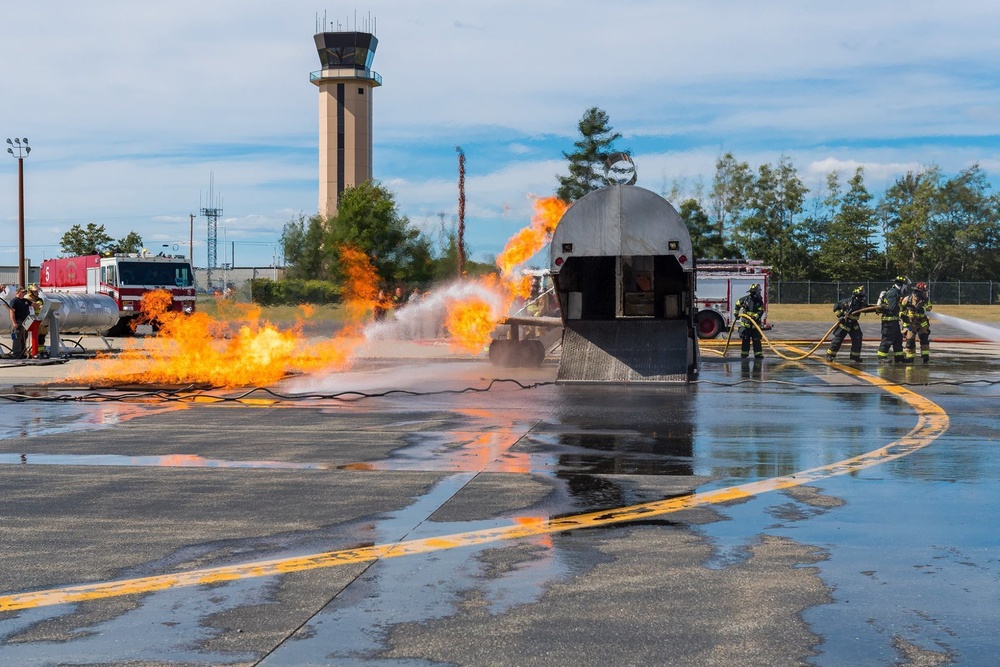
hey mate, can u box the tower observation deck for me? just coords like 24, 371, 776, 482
311, 31, 381, 217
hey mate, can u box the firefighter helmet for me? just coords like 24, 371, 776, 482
915, 281, 927, 291
853, 286, 865, 296
894, 275, 908, 286
748, 283, 761, 296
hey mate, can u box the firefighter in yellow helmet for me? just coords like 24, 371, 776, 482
25, 283, 47, 357
876, 275, 908, 363
733, 283, 765, 359
900, 281, 932, 363
26, 284, 42, 313
826, 285, 868, 362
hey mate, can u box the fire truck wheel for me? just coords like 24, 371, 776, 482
517, 339, 546, 368
696, 311, 725, 339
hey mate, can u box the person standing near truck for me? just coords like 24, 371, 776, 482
8, 286, 32, 359
733, 283, 765, 359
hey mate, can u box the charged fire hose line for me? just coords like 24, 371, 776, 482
720, 315, 740, 357
722, 305, 881, 361
742, 313, 837, 361
0, 379, 558, 404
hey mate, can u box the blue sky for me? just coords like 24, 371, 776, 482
1, 0, 999, 270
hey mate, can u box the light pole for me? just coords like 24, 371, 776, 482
6, 138, 30, 287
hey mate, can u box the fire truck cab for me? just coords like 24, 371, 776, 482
694, 259, 771, 339
40, 253, 196, 335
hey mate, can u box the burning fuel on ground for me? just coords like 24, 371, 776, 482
68, 196, 568, 389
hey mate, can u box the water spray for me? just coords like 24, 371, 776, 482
927, 312, 1000, 343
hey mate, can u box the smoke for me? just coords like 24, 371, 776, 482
282, 280, 508, 394
282, 362, 472, 395
363, 280, 507, 342
928, 312, 1000, 342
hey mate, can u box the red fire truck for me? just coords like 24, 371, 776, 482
694, 259, 771, 339
40, 253, 196, 335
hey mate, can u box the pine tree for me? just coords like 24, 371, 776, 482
556, 107, 625, 202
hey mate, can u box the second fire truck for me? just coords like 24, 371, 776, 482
40, 253, 196, 335
693, 259, 772, 339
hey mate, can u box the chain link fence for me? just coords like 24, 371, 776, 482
770, 281, 999, 305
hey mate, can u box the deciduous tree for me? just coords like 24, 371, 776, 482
59, 223, 115, 256
708, 152, 753, 249
679, 198, 731, 260
281, 181, 436, 287
734, 156, 809, 278
114, 231, 144, 255
814, 168, 880, 280
881, 168, 940, 279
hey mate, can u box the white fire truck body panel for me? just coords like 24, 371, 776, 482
694, 260, 771, 339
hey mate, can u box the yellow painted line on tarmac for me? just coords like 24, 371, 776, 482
0, 359, 949, 613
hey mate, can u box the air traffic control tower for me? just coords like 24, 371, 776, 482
311, 30, 382, 217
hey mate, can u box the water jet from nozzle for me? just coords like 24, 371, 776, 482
927, 312, 1000, 342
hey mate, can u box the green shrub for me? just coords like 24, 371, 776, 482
249, 278, 341, 305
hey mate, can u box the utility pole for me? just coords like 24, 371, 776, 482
456, 146, 466, 277
189, 213, 195, 263
6, 138, 30, 287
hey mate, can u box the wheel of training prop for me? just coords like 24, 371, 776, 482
517, 339, 546, 368
488, 339, 517, 367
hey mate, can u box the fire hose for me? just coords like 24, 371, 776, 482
719, 306, 881, 361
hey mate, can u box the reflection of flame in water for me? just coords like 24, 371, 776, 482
4, 452, 326, 469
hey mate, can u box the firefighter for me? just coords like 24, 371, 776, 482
901, 281, 932, 363
26, 284, 47, 357
876, 275, 908, 363
826, 285, 868, 363
8, 286, 32, 359
734, 283, 765, 359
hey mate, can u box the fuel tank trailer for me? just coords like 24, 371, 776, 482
549, 184, 699, 383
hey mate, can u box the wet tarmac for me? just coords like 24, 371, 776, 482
0, 328, 997, 666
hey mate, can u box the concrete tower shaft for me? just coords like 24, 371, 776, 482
311, 31, 381, 217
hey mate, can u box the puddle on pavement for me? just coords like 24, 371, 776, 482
255, 473, 594, 666
0, 452, 329, 470
0, 401, 181, 441
2, 349, 995, 663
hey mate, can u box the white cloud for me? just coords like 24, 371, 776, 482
2, 0, 1000, 267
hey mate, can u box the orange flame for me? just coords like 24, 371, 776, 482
133, 289, 174, 330
444, 292, 500, 353
69, 290, 363, 388
340, 246, 384, 321
68, 196, 569, 387
496, 196, 567, 279
442, 196, 566, 352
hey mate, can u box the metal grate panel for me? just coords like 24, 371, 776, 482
557, 320, 691, 384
